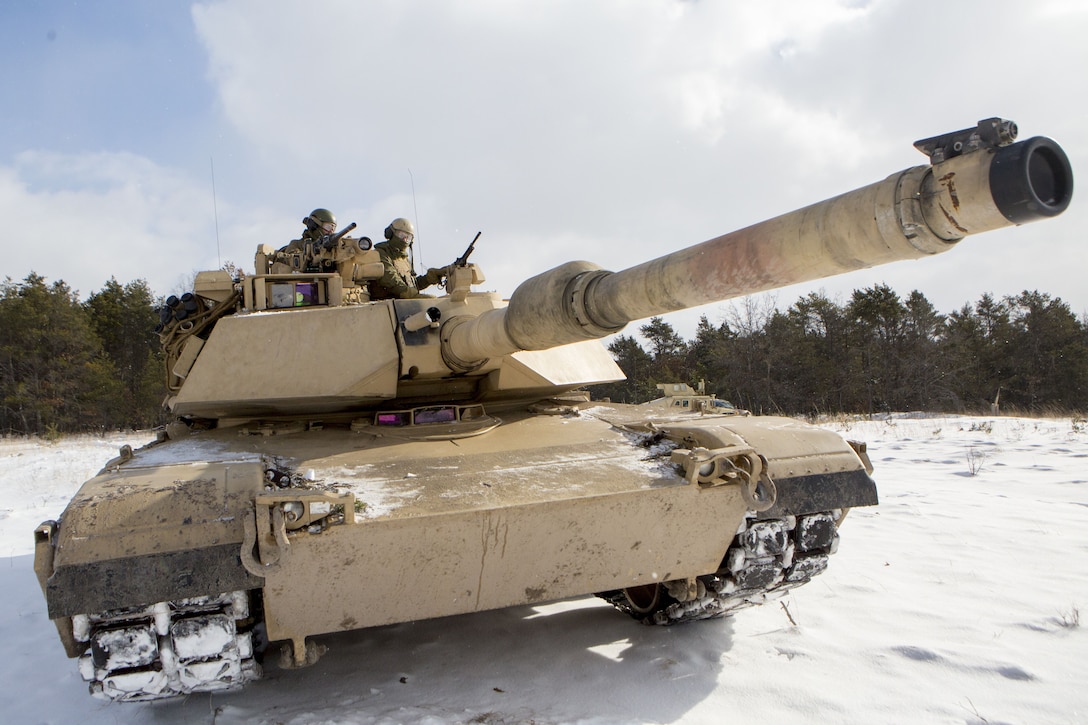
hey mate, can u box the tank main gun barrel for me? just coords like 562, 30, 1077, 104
442, 121, 1072, 371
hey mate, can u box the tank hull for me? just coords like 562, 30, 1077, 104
36, 407, 875, 692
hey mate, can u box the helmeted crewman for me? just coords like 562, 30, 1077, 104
369, 217, 445, 299
279, 208, 338, 255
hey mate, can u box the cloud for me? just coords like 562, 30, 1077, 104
5, 0, 1085, 334
186, 1, 905, 287
0, 150, 291, 298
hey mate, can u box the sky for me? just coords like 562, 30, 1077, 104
2, 415, 1086, 722
1, 0, 1086, 339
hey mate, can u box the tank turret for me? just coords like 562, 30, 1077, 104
34, 119, 1072, 702
162, 119, 1070, 421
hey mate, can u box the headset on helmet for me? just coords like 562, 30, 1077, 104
304, 208, 336, 232
384, 217, 415, 241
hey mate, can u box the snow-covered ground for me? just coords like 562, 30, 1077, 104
1, 415, 1085, 724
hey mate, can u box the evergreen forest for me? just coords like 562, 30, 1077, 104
2, 272, 1085, 436
1, 275, 164, 436
591, 285, 1088, 417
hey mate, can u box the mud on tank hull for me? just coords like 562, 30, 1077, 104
34, 405, 875, 701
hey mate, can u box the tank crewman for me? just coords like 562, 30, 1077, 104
369, 217, 447, 299
278, 208, 337, 254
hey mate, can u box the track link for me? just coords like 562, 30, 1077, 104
599, 511, 841, 624
71, 590, 262, 701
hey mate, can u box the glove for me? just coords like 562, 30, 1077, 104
421, 267, 445, 286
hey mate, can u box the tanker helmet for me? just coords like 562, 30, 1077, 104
306, 208, 337, 235
384, 217, 415, 243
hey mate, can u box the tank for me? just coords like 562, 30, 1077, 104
34, 119, 1073, 701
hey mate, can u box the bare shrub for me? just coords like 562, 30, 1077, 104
965, 445, 991, 476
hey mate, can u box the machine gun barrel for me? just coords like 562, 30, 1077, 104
316, 221, 358, 251
455, 231, 481, 267
443, 126, 1072, 370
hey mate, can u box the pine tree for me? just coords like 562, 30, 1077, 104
592, 335, 657, 403
84, 278, 166, 428
1004, 291, 1088, 411
0, 274, 118, 433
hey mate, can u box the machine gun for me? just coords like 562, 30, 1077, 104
294, 222, 369, 273
314, 222, 360, 253
454, 231, 481, 267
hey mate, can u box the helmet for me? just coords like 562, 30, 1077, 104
305, 208, 337, 235
384, 217, 415, 242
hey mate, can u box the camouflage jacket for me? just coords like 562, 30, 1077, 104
370, 241, 423, 299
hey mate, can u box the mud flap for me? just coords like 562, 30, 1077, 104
35, 521, 83, 658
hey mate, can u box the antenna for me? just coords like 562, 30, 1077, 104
408, 166, 422, 266
210, 157, 222, 268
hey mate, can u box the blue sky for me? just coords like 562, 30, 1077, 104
2, 0, 1086, 337
1, 2, 213, 163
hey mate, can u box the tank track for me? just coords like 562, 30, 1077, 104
598, 511, 841, 624
70, 590, 262, 701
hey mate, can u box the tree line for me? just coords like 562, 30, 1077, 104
2, 273, 1085, 436
592, 285, 1088, 417
1, 274, 164, 435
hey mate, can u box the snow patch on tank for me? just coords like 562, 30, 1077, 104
472, 449, 679, 491
307, 436, 682, 518
126, 438, 264, 468
296, 464, 423, 518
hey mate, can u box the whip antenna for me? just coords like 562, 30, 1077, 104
210, 157, 222, 268
409, 166, 422, 265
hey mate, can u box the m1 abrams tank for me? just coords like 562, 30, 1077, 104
34, 119, 1072, 701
